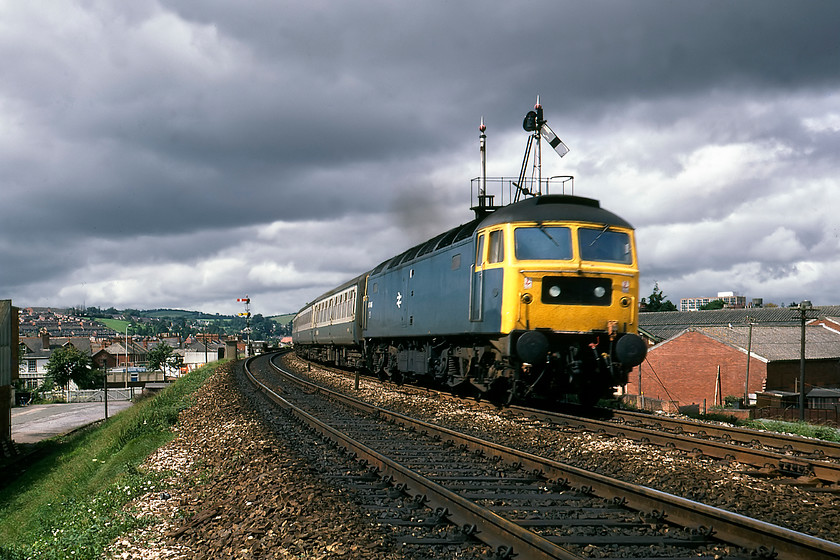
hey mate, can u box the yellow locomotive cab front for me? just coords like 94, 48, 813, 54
494, 221, 641, 336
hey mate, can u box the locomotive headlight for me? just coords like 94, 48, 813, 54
593, 286, 606, 298
548, 285, 561, 298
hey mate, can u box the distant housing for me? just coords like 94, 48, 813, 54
680, 291, 763, 312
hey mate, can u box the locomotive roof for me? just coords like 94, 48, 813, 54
477, 194, 634, 230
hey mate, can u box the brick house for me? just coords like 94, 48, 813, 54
631, 324, 840, 409
18, 331, 93, 389
90, 339, 148, 371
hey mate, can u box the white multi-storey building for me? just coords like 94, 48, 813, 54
680, 291, 748, 312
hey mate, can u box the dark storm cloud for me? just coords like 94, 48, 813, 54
2, 1, 839, 313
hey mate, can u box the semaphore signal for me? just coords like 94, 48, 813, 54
238, 295, 251, 356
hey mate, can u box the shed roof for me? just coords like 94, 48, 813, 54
690, 325, 840, 361
639, 306, 840, 343
808, 388, 840, 397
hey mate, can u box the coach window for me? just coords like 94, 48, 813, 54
488, 229, 504, 264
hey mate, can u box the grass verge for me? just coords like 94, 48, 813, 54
742, 418, 840, 442
0, 361, 225, 560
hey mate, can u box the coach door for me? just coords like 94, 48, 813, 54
470, 233, 484, 322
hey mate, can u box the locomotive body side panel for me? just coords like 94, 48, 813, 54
363, 237, 503, 339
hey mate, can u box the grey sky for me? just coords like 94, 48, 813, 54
3, 1, 839, 315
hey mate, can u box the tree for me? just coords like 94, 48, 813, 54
147, 343, 183, 374
46, 346, 93, 388
700, 300, 725, 310
643, 283, 677, 312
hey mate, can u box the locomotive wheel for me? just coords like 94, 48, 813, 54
482, 376, 511, 405
506, 379, 520, 406
577, 384, 604, 407
448, 380, 476, 399
391, 369, 404, 386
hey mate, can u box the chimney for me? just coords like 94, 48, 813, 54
41, 330, 50, 351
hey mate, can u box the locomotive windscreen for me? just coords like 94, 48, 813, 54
578, 228, 632, 264
514, 226, 573, 260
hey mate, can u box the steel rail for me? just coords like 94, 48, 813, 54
265, 353, 840, 560
245, 355, 581, 560
608, 408, 840, 460
510, 406, 840, 483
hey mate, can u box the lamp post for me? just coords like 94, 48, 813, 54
124, 324, 132, 390
798, 300, 812, 422
103, 357, 109, 420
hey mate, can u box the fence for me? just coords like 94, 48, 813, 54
754, 406, 839, 426
620, 394, 680, 414
43, 388, 136, 403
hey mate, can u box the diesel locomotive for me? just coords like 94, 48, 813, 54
292, 104, 646, 405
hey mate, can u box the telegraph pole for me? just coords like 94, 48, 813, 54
798, 301, 813, 422
743, 317, 755, 407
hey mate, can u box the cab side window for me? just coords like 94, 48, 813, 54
488, 229, 504, 264
475, 234, 485, 267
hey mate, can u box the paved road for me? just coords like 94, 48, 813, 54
11, 401, 135, 444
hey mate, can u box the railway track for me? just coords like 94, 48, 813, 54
244, 352, 840, 559
508, 405, 840, 486
293, 354, 840, 487
608, 409, 840, 461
